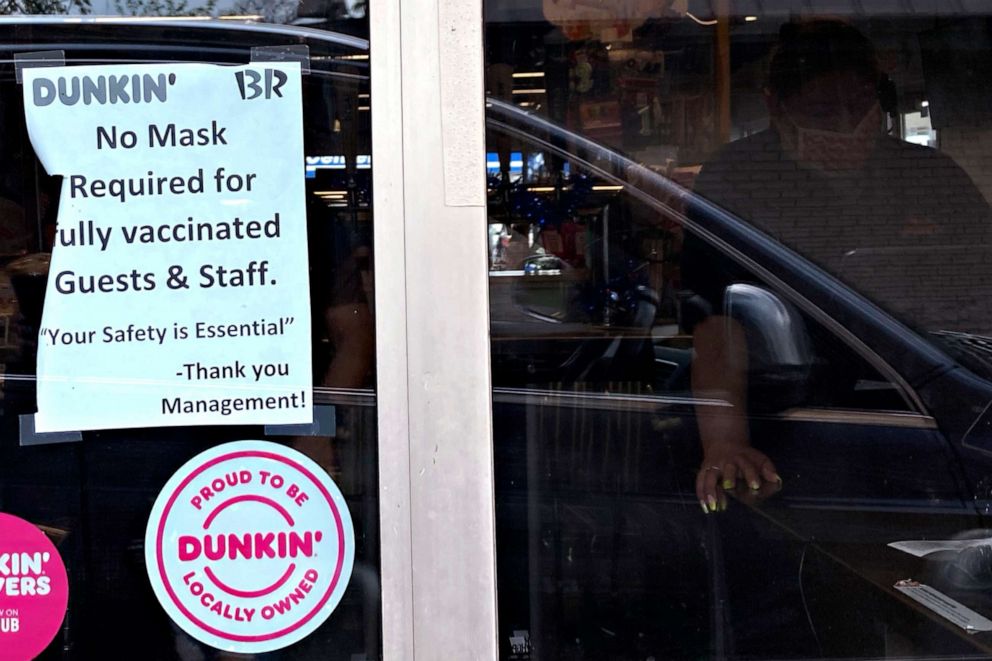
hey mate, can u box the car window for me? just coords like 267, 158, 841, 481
488, 10, 992, 372
487, 118, 914, 414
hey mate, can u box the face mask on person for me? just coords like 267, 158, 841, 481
775, 101, 882, 173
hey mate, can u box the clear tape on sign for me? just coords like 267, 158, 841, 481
265, 404, 335, 437
18, 414, 82, 447
14, 50, 66, 85
250, 45, 311, 76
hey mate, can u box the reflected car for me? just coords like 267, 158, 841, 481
486, 96, 992, 657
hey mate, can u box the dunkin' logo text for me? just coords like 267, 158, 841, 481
178, 531, 321, 561
0, 513, 70, 659
0, 552, 54, 597
145, 441, 355, 654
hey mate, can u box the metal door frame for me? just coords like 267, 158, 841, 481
370, 0, 498, 657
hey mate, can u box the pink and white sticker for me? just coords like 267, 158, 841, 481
0, 513, 69, 661
144, 440, 355, 653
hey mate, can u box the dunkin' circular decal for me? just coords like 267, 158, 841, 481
0, 513, 69, 660
145, 440, 355, 653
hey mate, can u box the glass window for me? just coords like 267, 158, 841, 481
486, 4, 992, 659
0, 20, 379, 659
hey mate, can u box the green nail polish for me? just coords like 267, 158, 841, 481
707, 495, 717, 512
750, 480, 761, 490
721, 479, 734, 490
700, 500, 709, 514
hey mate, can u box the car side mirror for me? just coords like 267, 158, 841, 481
723, 283, 814, 411
512, 254, 572, 323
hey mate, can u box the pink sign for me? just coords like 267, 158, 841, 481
145, 440, 354, 653
0, 513, 69, 661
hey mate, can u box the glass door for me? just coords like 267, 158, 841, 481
0, 17, 381, 660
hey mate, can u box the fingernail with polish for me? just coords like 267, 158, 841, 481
750, 480, 761, 490
707, 495, 717, 512
700, 500, 710, 514
721, 479, 734, 490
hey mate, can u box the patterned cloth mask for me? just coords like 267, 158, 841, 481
776, 102, 883, 173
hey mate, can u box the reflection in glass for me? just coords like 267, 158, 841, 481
487, 5, 992, 659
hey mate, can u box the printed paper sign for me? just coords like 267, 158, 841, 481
144, 440, 355, 653
22, 63, 312, 432
0, 513, 70, 660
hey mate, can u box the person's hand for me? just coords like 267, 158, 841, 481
696, 441, 781, 513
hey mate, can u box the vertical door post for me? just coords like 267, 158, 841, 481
371, 0, 498, 657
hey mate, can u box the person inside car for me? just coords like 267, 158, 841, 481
685, 19, 992, 512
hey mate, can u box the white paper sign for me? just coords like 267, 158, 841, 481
22, 63, 312, 432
